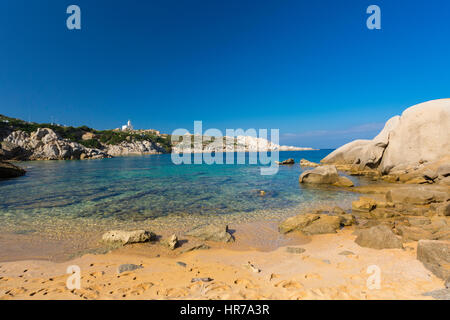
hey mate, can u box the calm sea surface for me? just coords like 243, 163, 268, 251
0, 150, 361, 261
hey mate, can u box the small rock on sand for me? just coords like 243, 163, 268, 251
166, 234, 178, 250
102, 230, 155, 245
117, 264, 143, 274
286, 247, 306, 254
422, 288, 450, 300
339, 250, 355, 256
185, 224, 234, 243
191, 277, 213, 283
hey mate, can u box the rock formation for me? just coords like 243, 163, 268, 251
299, 165, 354, 187
2, 128, 109, 160
0, 161, 26, 179
322, 99, 450, 176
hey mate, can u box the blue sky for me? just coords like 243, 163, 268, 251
1, 0, 449, 148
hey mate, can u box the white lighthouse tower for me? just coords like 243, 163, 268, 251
121, 120, 134, 131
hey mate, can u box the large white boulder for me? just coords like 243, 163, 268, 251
380, 99, 450, 173
322, 99, 450, 173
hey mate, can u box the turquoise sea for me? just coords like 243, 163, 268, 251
0, 150, 360, 261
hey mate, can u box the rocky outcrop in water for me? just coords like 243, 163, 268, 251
2, 128, 110, 161
0, 161, 26, 179
277, 158, 295, 165
322, 99, 450, 178
299, 165, 354, 187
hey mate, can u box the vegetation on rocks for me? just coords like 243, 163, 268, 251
0, 114, 172, 153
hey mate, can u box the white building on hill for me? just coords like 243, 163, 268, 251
121, 120, 134, 131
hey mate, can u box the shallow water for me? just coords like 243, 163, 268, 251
0, 150, 360, 261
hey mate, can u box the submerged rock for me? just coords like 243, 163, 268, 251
185, 224, 234, 243
0, 161, 26, 179
299, 159, 320, 167
102, 230, 155, 245
277, 158, 295, 165
417, 240, 450, 280
355, 225, 403, 249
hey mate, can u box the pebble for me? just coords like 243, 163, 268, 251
117, 264, 143, 274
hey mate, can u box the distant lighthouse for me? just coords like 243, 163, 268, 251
121, 120, 134, 131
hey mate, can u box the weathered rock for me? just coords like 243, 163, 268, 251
437, 164, 450, 178
299, 159, 319, 167
300, 165, 338, 184
339, 213, 356, 226
286, 247, 306, 254
181, 244, 211, 253
360, 208, 399, 220
165, 234, 178, 250
0, 161, 26, 179
352, 197, 377, 212
321, 99, 450, 175
386, 187, 449, 205
380, 99, 450, 174
404, 177, 430, 184
332, 207, 346, 215
396, 225, 434, 242
339, 250, 355, 256
81, 132, 97, 141
277, 158, 295, 165
191, 277, 213, 283
335, 176, 355, 187
417, 240, 450, 279
439, 176, 450, 186
102, 230, 155, 245
185, 224, 234, 242
423, 169, 439, 181
117, 264, 143, 274
299, 165, 354, 187
302, 215, 343, 235
279, 214, 346, 235
279, 214, 320, 234
0, 141, 29, 160
105, 140, 165, 156
436, 202, 450, 217
355, 225, 403, 249
4, 128, 110, 161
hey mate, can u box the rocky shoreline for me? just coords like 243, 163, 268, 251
0, 98, 449, 299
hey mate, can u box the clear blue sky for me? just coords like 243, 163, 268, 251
1, 0, 449, 148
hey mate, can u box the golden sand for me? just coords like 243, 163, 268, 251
0, 224, 444, 300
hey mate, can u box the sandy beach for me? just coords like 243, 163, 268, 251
0, 222, 445, 300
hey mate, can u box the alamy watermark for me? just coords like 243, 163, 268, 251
366, 265, 381, 290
